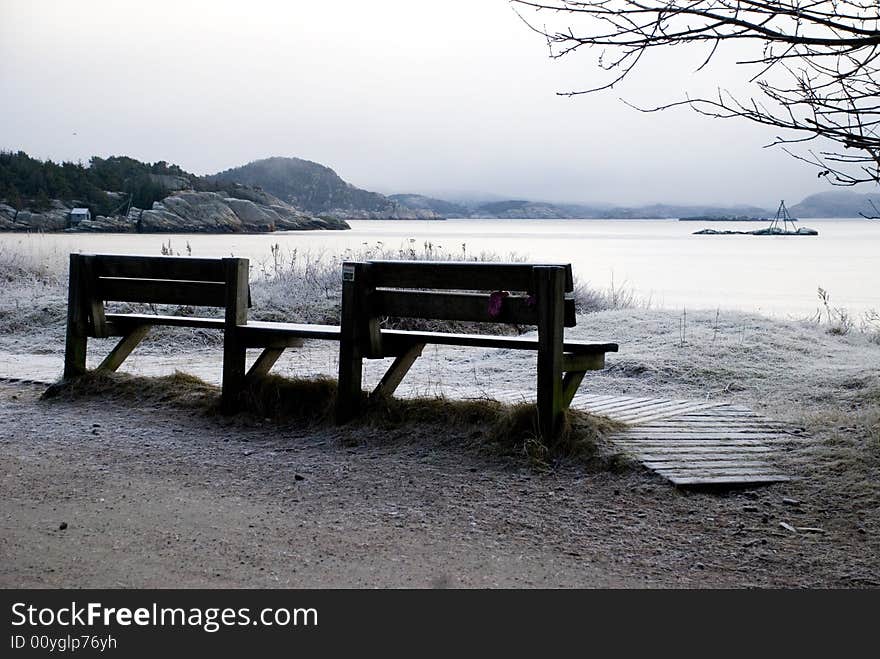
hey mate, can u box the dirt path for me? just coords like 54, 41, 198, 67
2, 307, 878, 588
1, 379, 877, 588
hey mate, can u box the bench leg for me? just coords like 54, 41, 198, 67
336, 341, 363, 424
372, 343, 424, 398
63, 255, 88, 379
246, 347, 285, 381
222, 340, 247, 414
64, 328, 88, 380
221, 258, 250, 414
96, 326, 150, 373
536, 267, 565, 440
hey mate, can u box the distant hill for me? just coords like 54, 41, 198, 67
209, 157, 439, 220
387, 194, 470, 218
458, 199, 772, 220
470, 200, 578, 219
789, 190, 880, 218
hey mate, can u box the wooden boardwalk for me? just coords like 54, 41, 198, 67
572, 394, 797, 486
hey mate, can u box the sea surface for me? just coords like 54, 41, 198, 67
2, 218, 878, 318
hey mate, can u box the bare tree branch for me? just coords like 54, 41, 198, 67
511, 0, 880, 187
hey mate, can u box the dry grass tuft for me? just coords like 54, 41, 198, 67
41, 370, 629, 468
240, 374, 338, 424
41, 370, 218, 410
361, 391, 627, 466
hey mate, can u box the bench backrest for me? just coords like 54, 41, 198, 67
68, 254, 250, 337
340, 260, 576, 357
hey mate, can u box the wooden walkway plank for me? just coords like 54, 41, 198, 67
668, 474, 790, 485
568, 395, 800, 487
642, 460, 772, 469
611, 442, 777, 451
577, 397, 677, 413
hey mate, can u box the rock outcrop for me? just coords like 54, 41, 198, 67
0, 201, 70, 231
0, 190, 349, 233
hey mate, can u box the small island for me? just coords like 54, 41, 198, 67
692, 201, 818, 236
694, 226, 818, 236
679, 215, 768, 222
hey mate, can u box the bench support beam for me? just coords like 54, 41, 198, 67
562, 352, 605, 373
96, 325, 151, 373
246, 347, 285, 381
372, 343, 425, 398
561, 370, 586, 409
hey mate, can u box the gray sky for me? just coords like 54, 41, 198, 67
0, 0, 853, 207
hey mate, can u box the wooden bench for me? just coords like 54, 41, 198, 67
63, 253, 340, 410
335, 260, 618, 437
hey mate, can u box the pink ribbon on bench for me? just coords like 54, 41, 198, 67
488, 290, 510, 317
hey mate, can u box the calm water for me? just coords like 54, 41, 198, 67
2, 218, 878, 317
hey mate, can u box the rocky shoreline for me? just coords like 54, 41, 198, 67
0, 189, 350, 233
693, 226, 818, 236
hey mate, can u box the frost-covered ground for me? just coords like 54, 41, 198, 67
1, 247, 878, 587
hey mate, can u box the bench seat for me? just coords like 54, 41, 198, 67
380, 329, 618, 355
238, 321, 342, 346
106, 313, 226, 332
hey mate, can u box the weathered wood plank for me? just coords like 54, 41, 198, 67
616, 404, 735, 424
634, 452, 777, 462
656, 465, 784, 475
91, 254, 226, 282
668, 474, 790, 485
336, 262, 369, 424
367, 260, 574, 292
63, 254, 88, 379
379, 329, 616, 354
630, 425, 790, 432
582, 397, 680, 413
643, 460, 773, 469
97, 278, 227, 307
81, 256, 109, 338
574, 394, 626, 404
220, 258, 250, 413
676, 409, 760, 417
615, 432, 788, 441
106, 313, 225, 331
612, 439, 777, 448
239, 321, 340, 347
616, 427, 783, 435
619, 445, 776, 454
371, 289, 569, 326
609, 400, 721, 416
562, 352, 605, 372
582, 395, 675, 408
536, 266, 565, 439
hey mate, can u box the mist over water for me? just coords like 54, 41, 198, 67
4, 219, 878, 317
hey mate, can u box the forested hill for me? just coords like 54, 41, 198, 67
0, 151, 349, 233
208, 157, 438, 219
0, 151, 203, 216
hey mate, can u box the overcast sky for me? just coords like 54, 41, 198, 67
0, 0, 857, 206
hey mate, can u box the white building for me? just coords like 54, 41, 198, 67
69, 208, 91, 224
